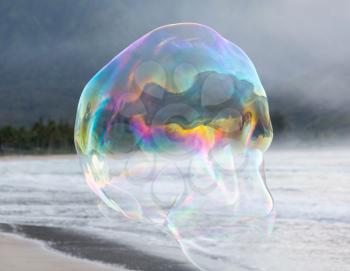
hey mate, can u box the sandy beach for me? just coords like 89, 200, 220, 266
0, 232, 119, 271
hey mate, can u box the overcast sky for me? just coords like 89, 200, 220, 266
88, 0, 350, 96
1, 0, 349, 125
3, 0, 350, 89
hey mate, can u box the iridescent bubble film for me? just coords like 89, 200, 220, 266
75, 23, 274, 271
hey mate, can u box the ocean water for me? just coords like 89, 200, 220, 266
0, 147, 349, 270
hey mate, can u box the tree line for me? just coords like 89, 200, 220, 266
0, 120, 75, 154
0, 111, 288, 155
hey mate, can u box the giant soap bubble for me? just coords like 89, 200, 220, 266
75, 23, 274, 271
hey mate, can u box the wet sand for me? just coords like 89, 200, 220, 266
0, 223, 194, 271
0, 232, 119, 271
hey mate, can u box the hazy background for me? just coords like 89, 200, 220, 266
1, 2, 350, 270
1, 0, 350, 142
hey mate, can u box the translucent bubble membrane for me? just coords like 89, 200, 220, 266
75, 23, 274, 271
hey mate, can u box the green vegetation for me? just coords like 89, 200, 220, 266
0, 112, 290, 155
0, 120, 75, 155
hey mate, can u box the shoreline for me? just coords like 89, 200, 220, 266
0, 223, 194, 271
0, 232, 120, 271
0, 153, 76, 160
0, 143, 349, 159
